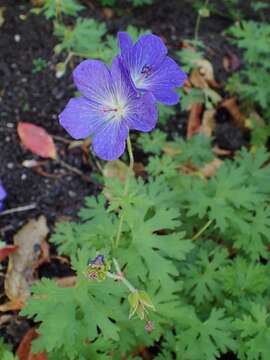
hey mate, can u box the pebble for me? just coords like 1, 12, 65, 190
68, 190, 76, 198
14, 34, 21, 42
21, 174, 27, 180
6, 122, 14, 128
7, 163, 14, 169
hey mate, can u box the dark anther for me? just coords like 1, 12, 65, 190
141, 65, 152, 77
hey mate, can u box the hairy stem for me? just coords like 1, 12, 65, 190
114, 135, 134, 249
194, 14, 201, 43
107, 258, 136, 293
192, 219, 213, 240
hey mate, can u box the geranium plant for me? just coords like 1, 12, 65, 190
21, 30, 270, 360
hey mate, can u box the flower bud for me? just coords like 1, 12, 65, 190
128, 290, 155, 320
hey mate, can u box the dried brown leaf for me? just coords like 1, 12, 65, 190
221, 97, 246, 128
223, 52, 240, 72
162, 143, 182, 157
199, 158, 223, 178
212, 145, 233, 157
55, 276, 77, 288
0, 299, 25, 312
103, 160, 131, 183
190, 68, 208, 89
0, 245, 18, 262
102, 7, 114, 19
4, 216, 49, 302
201, 109, 216, 138
16, 327, 47, 360
187, 103, 203, 139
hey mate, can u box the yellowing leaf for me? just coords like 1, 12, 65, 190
103, 160, 132, 184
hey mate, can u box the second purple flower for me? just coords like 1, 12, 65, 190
118, 32, 187, 105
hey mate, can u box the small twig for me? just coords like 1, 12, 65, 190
52, 135, 73, 144
57, 159, 92, 183
0, 204, 36, 217
192, 219, 213, 240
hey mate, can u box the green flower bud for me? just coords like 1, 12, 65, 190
128, 290, 155, 320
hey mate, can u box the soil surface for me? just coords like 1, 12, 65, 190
0, 0, 252, 357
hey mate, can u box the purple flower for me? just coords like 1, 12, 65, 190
0, 181, 7, 211
59, 57, 157, 160
118, 32, 187, 105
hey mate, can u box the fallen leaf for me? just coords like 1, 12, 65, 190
199, 158, 223, 178
223, 52, 240, 72
187, 103, 203, 139
162, 143, 182, 157
212, 145, 233, 157
102, 7, 114, 19
195, 59, 214, 81
221, 97, 246, 128
18, 123, 57, 159
0, 299, 25, 312
191, 58, 221, 89
4, 216, 49, 302
103, 160, 131, 184
0, 245, 18, 262
190, 68, 208, 89
16, 327, 47, 360
201, 109, 216, 138
179, 162, 198, 176
32, 240, 50, 271
55, 276, 77, 288
181, 40, 196, 50
0, 314, 13, 326
133, 162, 146, 177
103, 160, 134, 201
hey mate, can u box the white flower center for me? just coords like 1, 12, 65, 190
102, 94, 128, 122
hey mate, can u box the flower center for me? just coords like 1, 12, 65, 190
141, 64, 153, 77
102, 99, 127, 121
133, 64, 153, 89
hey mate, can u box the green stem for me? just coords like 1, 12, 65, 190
194, 14, 201, 43
194, 0, 210, 43
114, 135, 134, 249
107, 272, 137, 293
107, 258, 137, 293
192, 219, 213, 240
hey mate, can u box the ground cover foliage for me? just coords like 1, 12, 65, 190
1, 0, 270, 359
22, 137, 270, 360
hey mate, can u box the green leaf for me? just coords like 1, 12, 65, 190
221, 257, 268, 299
234, 303, 270, 360
176, 308, 235, 360
41, 0, 84, 19
182, 247, 228, 305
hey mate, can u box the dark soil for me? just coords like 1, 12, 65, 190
0, 0, 247, 357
